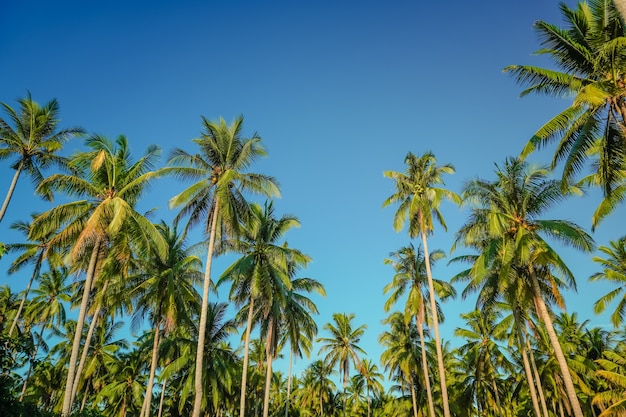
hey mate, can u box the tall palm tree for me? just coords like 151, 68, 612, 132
128, 221, 203, 417
591, 236, 626, 328
318, 312, 367, 417
32, 134, 167, 416
379, 312, 421, 417
504, 0, 626, 222
383, 243, 455, 417
280, 273, 325, 417
217, 200, 304, 417
167, 115, 279, 417
383, 151, 460, 417
298, 360, 336, 417
0, 92, 84, 223
5, 215, 63, 337
20, 267, 71, 400
356, 359, 384, 417
455, 157, 595, 417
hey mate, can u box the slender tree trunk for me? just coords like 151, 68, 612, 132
192, 199, 220, 417
20, 318, 47, 401
80, 387, 89, 411
157, 378, 167, 417
70, 279, 108, 406
141, 324, 161, 417
61, 237, 102, 416
515, 311, 542, 417
0, 160, 23, 224
240, 297, 255, 417
410, 379, 419, 417
491, 374, 501, 415
419, 219, 450, 417
529, 275, 584, 417
262, 320, 274, 417
366, 386, 371, 417
416, 313, 436, 417
9, 251, 44, 337
285, 348, 292, 417
527, 335, 549, 417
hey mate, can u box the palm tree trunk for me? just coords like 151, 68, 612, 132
240, 297, 255, 417
157, 378, 167, 417
20, 318, 47, 401
529, 274, 584, 417
416, 313, 436, 417
192, 198, 220, 417
527, 335, 549, 417
0, 160, 23, 224
141, 324, 161, 417
262, 320, 275, 417
410, 378, 419, 417
419, 219, 450, 417
9, 250, 44, 337
285, 348, 292, 417
70, 279, 108, 406
61, 237, 102, 417
514, 306, 543, 417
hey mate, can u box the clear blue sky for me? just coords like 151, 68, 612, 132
1, 0, 623, 379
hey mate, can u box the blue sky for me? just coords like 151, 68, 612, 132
1, 0, 624, 379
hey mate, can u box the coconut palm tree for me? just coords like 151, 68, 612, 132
32, 134, 167, 416
591, 236, 626, 328
217, 200, 305, 417
166, 115, 279, 417
355, 359, 384, 417
0, 92, 84, 223
5, 215, 63, 337
318, 312, 367, 417
20, 268, 71, 390
128, 221, 203, 417
298, 360, 336, 417
379, 312, 422, 417
383, 243, 455, 417
455, 157, 595, 417
383, 151, 460, 417
505, 0, 626, 222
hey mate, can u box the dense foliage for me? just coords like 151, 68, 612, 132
2, 1, 626, 417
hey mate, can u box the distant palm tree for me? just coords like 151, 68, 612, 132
20, 267, 71, 400
384, 243, 454, 417
5, 215, 63, 337
318, 312, 367, 417
383, 151, 460, 417
166, 115, 279, 417
128, 221, 202, 417
591, 236, 626, 328
0, 92, 84, 223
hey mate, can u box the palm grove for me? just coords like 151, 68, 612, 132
2, 1, 626, 417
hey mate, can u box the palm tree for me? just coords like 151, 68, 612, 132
217, 200, 303, 417
383, 243, 455, 417
383, 151, 460, 417
96, 349, 145, 417
166, 115, 279, 417
20, 267, 71, 400
356, 359, 384, 417
318, 312, 367, 417
379, 312, 422, 417
298, 360, 336, 417
504, 1, 626, 223
455, 157, 595, 417
591, 236, 626, 328
454, 308, 511, 416
5, 215, 63, 337
128, 221, 203, 417
280, 274, 325, 417
32, 134, 167, 416
0, 92, 84, 223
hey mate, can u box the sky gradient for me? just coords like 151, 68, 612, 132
1, 0, 623, 378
